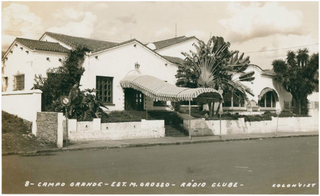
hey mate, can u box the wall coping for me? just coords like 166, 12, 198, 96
2, 89, 42, 96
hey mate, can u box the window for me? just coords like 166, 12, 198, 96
14, 74, 24, 90
2, 77, 8, 91
222, 91, 244, 107
259, 92, 276, 108
96, 76, 113, 104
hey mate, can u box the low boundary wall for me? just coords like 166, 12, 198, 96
66, 119, 165, 142
2, 90, 42, 135
183, 116, 319, 136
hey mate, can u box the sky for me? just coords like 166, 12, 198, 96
1, 1, 319, 69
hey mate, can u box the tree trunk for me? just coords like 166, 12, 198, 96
209, 102, 215, 117
294, 97, 301, 115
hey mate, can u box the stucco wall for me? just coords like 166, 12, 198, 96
238, 65, 292, 110
79, 42, 178, 111
2, 90, 42, 135
66, 118, 165, 142
2, 42, 66, 92
36, 112, 63, 147
184, 116, 318, 136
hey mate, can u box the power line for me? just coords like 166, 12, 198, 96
244, 43, 319, 54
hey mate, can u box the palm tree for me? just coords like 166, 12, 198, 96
286, 50, 296, 67
180, 36, 254, 116
297, 48, 309, 67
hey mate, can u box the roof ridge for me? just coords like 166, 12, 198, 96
151, 36, 198, 50
152, 36, 187, 44
45, 31, 118, 44
44, 31, 119, 53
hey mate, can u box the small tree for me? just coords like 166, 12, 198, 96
272, 49, 318, 115
33, 46, 107, 120
175, 36, 254, 116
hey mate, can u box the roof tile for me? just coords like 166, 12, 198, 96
44, 32, 118, 52
162, 55, 185, 65
16, 38, 69, 53
151, 36, 198, 50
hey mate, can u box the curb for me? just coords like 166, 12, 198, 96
2, 134, 318, 156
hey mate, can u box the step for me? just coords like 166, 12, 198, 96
165, 125, 188, 137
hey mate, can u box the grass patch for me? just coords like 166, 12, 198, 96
2, 111, 56, 153
101, 111, 145, 123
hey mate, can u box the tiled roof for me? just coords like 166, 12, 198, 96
162, 55, 185, 65
44, 32, 118, 52
40, 32, 181, 65
151, 36, 199, 50
16, 38, 70, 53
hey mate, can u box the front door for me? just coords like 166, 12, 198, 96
124, 88, 144, 110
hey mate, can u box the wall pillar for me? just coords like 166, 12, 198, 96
93, 118, 101, 131
57, 113, 64, 148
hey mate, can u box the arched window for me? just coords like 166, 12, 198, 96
258, 91, 276, 108
222, 91, 244, 107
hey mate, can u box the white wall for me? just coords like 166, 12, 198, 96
155, 38, 198, 59
67, 119, 165, 142
238, 65, 292, 110
2, 42, 66, 92
2, 90, 42, 135
80, 42, 178, 110
183, 116, 318, 136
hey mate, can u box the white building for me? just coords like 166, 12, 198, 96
2, 32, 294, 113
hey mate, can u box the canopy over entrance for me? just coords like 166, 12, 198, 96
120, 75, 223, 102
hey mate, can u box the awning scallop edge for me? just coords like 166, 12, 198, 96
120, 75, 223, 102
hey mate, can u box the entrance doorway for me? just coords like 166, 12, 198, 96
124, 88, 144, 110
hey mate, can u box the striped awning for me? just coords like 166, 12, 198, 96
258, 87, 279, 101
120, 75, 223, 102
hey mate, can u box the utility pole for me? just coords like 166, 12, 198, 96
175, 23, 177, 37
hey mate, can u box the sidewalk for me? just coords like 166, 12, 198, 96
3, 131, 318, 155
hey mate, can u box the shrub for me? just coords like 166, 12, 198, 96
102, 111, 143, 123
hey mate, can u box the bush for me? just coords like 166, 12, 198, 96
102, 111, 143, 123
101, 110, 182, 124
33, 47, 89, 111
278, 110, 309, 118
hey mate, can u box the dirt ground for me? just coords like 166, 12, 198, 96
2, 111, 56, 153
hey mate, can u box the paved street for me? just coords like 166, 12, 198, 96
2, 137, 318, 194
